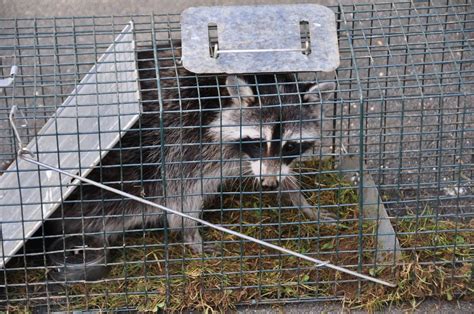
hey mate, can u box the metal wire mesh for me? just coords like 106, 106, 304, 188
0, 0, 472, 311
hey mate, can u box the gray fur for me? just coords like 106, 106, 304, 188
49, 47, 335, 254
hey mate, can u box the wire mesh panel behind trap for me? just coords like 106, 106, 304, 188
0, 0, 472, 311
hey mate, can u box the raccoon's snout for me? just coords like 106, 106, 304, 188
251, 161, 289, 189
261, 176, 279, 189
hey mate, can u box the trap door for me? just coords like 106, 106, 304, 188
0, 22, 140, 268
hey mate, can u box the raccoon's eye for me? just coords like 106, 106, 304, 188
283, 142, 300, 155
282, 141, 313, 156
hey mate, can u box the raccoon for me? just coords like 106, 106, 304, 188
49, 47, 336, 254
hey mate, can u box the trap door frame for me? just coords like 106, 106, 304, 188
0, 22, 140, 268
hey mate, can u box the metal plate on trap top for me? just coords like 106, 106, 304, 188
181, 4, 340, 74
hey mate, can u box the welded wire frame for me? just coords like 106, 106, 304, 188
0, 0, 472, 311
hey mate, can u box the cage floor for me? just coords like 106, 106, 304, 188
2, 160, 472, 311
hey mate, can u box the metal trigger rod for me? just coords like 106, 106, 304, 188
9, 105, 396, 288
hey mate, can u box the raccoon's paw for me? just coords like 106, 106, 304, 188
318, 209, 338, 221
188, 242, 219, 255
302, 207, 337, 221
183, 230, 218, 255
202, 242, 220, 254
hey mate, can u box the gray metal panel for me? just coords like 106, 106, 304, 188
181, 4, 340, 74
340, 156, 402, 263
0, 22, 140, 268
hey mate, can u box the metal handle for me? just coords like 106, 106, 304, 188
211, 40, 311, 58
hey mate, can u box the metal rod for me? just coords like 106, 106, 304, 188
218, 48, 305, 54
9, 105, 397, 288
212, 41, 311, 58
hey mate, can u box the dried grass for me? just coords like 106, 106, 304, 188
4, 160, 472, 312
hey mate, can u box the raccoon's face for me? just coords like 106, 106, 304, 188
210, 75, 335, 188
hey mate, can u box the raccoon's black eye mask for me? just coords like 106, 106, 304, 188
282, 141, 313, 156
239, 137, 265, 158
237, 137, 313, 161
281, 141, 314, 164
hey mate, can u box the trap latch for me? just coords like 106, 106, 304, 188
0, 59, 17, 88
181, 4, 340, 74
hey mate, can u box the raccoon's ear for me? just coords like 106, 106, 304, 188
303, 82, 336, 102
226, 75, 255, 106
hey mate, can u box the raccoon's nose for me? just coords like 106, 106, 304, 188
261, 177, 279, 189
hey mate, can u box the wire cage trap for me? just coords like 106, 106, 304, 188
0, 0, 472, 311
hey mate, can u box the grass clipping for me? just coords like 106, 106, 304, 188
5, 160, 473, 312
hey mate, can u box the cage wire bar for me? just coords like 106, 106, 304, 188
0, 0, 472, 311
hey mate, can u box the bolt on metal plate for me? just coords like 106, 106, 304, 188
181, 4, 340, 74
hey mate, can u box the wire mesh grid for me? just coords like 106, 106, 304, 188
0, 0, 472, 311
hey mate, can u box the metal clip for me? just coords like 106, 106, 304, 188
9, 105, 34, 157
0, 64, 18, 88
